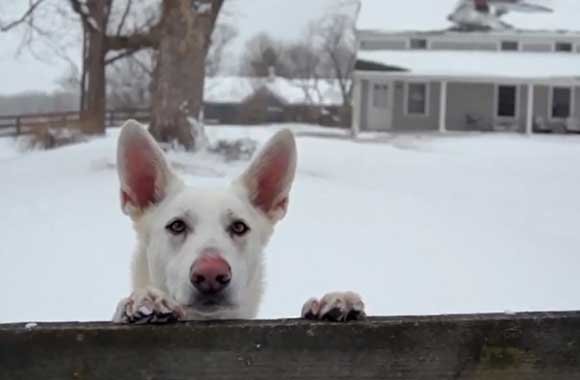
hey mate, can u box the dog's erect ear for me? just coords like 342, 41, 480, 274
234, 129, 297, 222
117, 120, 178, 217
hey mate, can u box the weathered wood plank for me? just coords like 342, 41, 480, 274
1, 312, 580, 380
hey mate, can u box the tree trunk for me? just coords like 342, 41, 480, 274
80, 24, 87, 113
150, 0, 215, 150
82, 0, 107, 135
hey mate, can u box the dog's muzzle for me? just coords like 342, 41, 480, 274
190, 254, 232, 295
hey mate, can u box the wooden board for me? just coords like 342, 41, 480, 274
2, 312, 580, 380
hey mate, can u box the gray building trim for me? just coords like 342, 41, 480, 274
522, 43, 553, 52
429, 40, 498, 51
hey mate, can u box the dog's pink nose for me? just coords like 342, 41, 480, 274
190, 255, 231, 295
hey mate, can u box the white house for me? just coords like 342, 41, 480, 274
352, 0, 580, 135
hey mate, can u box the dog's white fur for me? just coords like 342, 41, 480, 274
113, 120, 364, 323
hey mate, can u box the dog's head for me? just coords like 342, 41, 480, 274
116, 120, 296, 319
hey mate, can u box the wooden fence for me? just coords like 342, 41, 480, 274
0, 108, 151, 137
1, 311, 580, 379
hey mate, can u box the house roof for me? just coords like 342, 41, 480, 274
356, 0, 580, 33
357, 50, 580, 80
204, 77, 344, 106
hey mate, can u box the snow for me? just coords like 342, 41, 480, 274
357, 0, 580, 32
2, 125, 580, 323
79, 2, 90, 16
358, 50, 580, 79
87, 17, 100, 32
192, 1, 212, 14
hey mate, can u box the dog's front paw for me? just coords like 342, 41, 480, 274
301, 291, 365, 322
112, 287, 185, 324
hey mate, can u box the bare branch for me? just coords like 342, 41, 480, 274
0, 0, 47, 32
104, 48, 139, 65
68, 0, 101, 33
130, 52, 154, 76
104, 0, 114, 27
68, 0, 121, 35
315, 13, 357, 106
115, 0, 133, 36
106, 32, 159, 51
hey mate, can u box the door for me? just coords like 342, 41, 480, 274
368, 81, 394, 130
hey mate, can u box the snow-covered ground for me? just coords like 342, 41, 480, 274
1, 125, 580, 323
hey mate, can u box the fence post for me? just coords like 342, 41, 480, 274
109, 110, 115, 128
15, 117, 21, 136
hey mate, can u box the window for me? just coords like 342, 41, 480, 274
372, 84, 388, 108
551, 87, 572, 119
555, 42, 573, 52
410, 38, 427, 50
501, 41, 519, 51
406, 83, 428, 115
497, 85, 517, 118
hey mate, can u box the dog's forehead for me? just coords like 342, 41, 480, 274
162, 186, 249, 219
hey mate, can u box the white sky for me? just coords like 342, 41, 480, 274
0, 0, 340, 95
0, 0, 571, 95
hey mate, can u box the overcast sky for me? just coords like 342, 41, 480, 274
0, 0, 343, 95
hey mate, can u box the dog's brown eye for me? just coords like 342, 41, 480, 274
229, 220, 250, 236
166, 219, 188, 235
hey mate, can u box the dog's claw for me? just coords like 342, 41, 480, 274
113, 287, 184, 324
301, 291, 365, 322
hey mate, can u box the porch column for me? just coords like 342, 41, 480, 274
526, 84, 534, 135
439, 81, 448, 133
351, 75, 362, 138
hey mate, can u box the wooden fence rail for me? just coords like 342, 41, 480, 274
0, 108, 150, 137
1, 311, 580, 379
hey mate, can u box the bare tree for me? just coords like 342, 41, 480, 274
240, 32, 289, 78
206, 22, 237, 77
107, 50, 153, 109
2, 0, 226, 148
67, 0, 159, 134
315, 13, 357, 109
107, 19, 235, 109
283, 26, 327, 105
149, 0, 224, 150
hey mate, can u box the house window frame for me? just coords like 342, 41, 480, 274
494, 84, 519, 120
554, 41, 573, 53
500, 40, 520, 52
549, 86, 574, 121
408, 38, 428, 50
404, 81, 430, 117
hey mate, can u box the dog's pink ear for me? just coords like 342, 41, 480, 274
117, 120, 178, 217
235, 129, 297, 222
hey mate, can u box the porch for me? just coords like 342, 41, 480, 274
353, 71, 580, 136
352, 50, 580, 136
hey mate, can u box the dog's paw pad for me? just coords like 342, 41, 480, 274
113, 287, 184, 324
301, 291, 366, 322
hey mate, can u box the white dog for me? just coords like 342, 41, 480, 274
112, 120, 365, 324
